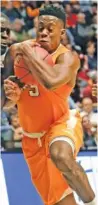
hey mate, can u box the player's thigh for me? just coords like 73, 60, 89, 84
55, 193, 77, 205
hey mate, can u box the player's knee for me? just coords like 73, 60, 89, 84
50, 144, 65, 163
49, 140, 74, 172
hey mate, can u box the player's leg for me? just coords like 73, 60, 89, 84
22, 135, 74, 205
55, 193, 77, 205
50, 140, 95, 204
49, 112, 95, 204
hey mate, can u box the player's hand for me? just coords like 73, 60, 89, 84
19, 40, 40, 53
18, 42, 39, 66
4, 78, 22, 102
19, 41, 38, 57
24, 40, 40, 48
10, 40, 40, 59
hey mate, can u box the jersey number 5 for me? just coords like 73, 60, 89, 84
29, 85, 39, 97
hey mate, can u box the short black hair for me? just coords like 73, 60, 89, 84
39, 4, 66, 26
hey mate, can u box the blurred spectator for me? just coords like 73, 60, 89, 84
2, 1, 22, 22
61, 28, 75, 49
79, 53, 89, 71
1, 0, 21, 9
91, 14, 97, 35
13, 127, 23, 149
66, 29, 75, 47
71, 79, 82, 103
72, 1, 81, 14
64, 2, 78, 28
10, 113, 22, 150
10, 18, 30, 43
82, 115, 97, 149
26, 5, 39, 18
71, 12, 95, 53
25, 1, 41, 30
82, 70, 97, 103
14, 127, 23, 140
80, 97, 97, 126
68, 96, 77, 109
86, 41, 97, 70
1, 110, 14, 150
91, 2, 97, 16
82, 84, 94, 101
77, 71, 89, 90
28, 17, 38, 38
92, 83, 98, 99
10, 113, 20, 129
4, 106, 18, 119
18, 1, 27, 20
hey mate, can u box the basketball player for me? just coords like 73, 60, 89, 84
3, 5, 96, 205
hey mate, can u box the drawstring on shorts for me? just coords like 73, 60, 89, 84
22, 130, 46, 147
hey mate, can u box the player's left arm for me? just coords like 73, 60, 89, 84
18, 43, 80, 89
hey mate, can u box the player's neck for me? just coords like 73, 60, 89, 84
51, 43, 61, 56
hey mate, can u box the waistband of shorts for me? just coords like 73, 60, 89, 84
22, 130, 46, 147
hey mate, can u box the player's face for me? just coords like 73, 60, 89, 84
37, 15, 64, 53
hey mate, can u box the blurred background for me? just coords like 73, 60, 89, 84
0, 1, 98, 205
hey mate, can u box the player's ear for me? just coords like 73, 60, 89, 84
61, 29, 66, 39
60, 29, 67, 46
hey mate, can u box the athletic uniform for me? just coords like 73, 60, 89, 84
14, 42, 83, 205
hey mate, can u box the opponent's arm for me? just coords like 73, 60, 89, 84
19, 43, 80, 89
1, 49, 14, 108
1, 49, 20, 109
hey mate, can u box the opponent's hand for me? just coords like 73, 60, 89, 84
4, 78, 22, 102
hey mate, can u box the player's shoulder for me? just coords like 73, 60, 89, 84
64, 50, 80, 71
57, 49, 80, 66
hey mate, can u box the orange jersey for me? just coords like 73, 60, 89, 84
14, 43, 73, 132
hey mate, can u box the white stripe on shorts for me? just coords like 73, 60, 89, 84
49, 137, 75, 155
59, 187, 73, 202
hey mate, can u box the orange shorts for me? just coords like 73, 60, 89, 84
22, 110, 83, 205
